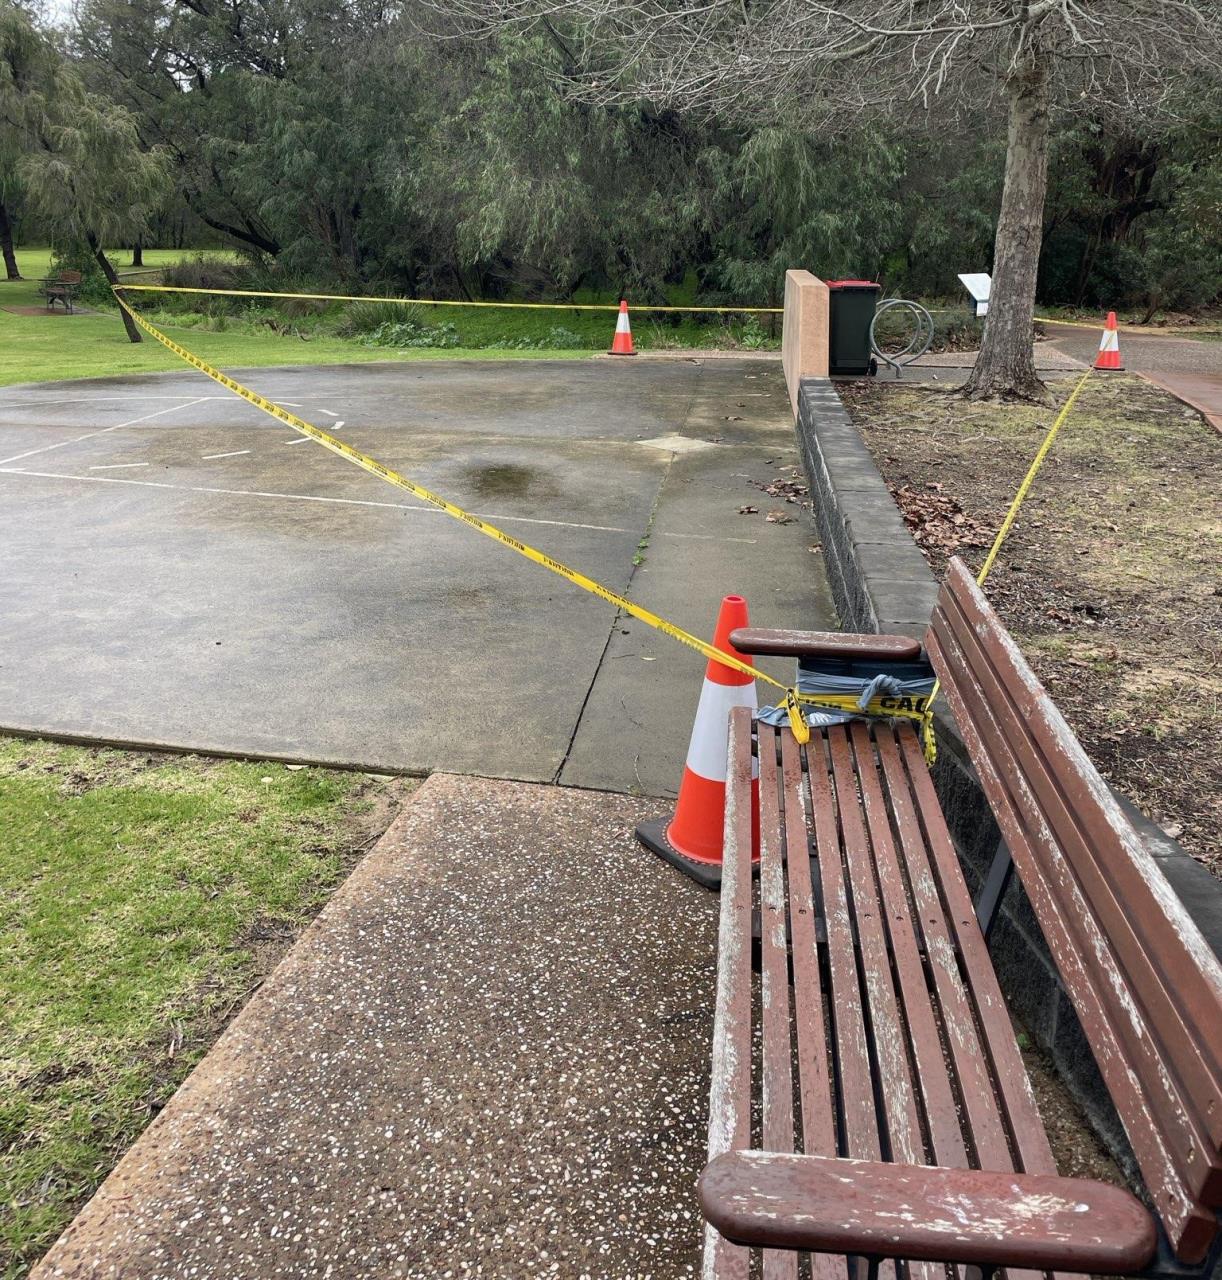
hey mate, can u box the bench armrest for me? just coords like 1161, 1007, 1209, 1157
728, 627, 923, 662
699, 1151, 1156, 1273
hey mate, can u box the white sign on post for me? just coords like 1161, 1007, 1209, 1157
958, 273, 991, 317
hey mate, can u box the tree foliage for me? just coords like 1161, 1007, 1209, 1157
4, 0, 1220, 342
2, 0, 169, 334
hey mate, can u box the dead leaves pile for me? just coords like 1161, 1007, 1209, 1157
889, 481, 992, 560
739, 465, 810, 525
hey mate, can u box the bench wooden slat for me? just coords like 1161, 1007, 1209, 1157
777, 730, 845, 1280
705, 708, 755, 1280
934, 595, 1222, 1207
928, 564, 1222, 1261
876, 725, 1056, 1280
827, 730, 927, 1167
778, 731, 836, 1163
826, 731, 948, 1280
848, 722, 968, 1171
758, 724, 800, 1280
807, 733, 898, 1280
806, 733, 880, 1165
928, 619, 1204, 1227
888, 727, 1059, 1180
937, 579, 1222, 1158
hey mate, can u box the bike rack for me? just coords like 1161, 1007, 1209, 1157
870, 298, 935, 377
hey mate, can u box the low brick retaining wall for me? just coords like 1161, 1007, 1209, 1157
794, 374, 1222, 1187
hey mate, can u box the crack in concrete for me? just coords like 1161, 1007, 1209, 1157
551, 448, 676, 788
553, 366, 704, 788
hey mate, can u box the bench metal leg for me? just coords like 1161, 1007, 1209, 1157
974, 839, 1014, 942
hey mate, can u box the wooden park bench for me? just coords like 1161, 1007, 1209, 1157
699, 555, 1222, 1278
38, 269, 82, 312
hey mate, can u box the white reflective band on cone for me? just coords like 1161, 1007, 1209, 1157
684, 679, 759, 782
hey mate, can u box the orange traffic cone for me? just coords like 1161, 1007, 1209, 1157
636, 595, 759, 888
1094, 311, 1124, 371
609, 299, 636, 356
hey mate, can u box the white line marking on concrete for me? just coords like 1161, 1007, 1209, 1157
202, 450, 251, 460
332, 421, 345, 430
0, 398, 210, 467
284, 436, 311, 444
89, 462, 151, 471
317, 409, 340, 418
0, 395, 224, 409
0, 467, 759, 543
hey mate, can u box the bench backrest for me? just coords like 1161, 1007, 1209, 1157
926, 556, 1222, 1264
57, 271, 83, 283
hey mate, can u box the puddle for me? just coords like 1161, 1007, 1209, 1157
460, 461, 556, 500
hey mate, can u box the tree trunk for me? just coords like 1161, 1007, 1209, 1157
0, 203, 21, 280
965, 53, 1051, 402
131, 241, 144, 267
89, 234, 142, 343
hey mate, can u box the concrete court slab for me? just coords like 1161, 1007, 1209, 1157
561, 446, 835, 795
0, 358, 833, 789
32, 773, 720, 1280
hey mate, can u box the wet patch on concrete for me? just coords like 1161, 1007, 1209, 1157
460, 460, 558, 501
33, 774, 718, 1279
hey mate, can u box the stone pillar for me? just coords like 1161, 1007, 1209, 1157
782, 270, 830, 416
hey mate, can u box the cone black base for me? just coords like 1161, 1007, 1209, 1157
635, 816, 723, 890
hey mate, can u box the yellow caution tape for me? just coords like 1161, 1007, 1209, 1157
115, 284, 782, 315
111, 287, 930, 743
921, 364, 1096, 756
974, 366, 1093, 586
783, 689, 811, 744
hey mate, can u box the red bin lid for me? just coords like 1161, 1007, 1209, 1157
826, 279, 879, 289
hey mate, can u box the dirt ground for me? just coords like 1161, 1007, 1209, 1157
840, 374, 1221, 874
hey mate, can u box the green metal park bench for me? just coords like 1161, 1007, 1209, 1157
699, 556, 1221, 1278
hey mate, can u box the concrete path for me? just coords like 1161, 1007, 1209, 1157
1137, 371, 1222, 433
1040, 321, 1222, 430
0, 358, 832, 794
33, 774, 718, 1280
1041, 320, 1222, 377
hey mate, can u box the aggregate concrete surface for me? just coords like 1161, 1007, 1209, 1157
33, 774, 720, 1280
1041, 322, 1222, 429
1139, 370, 1222, 432
1041, 320, 1222, 377
0, 358, 832, 793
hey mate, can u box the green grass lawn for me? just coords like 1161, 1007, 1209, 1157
0, 737, 413, 1277
1, 248, 779, 388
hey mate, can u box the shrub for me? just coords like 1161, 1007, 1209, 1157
498, 325, 584, 350
363, 318, 460, 348
159, 256, 246, 293
336, 299, 424, 336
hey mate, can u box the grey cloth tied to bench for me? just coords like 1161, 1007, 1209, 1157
756, 665, 935, 730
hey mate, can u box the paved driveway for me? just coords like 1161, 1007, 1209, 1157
0, 358, 832, 794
